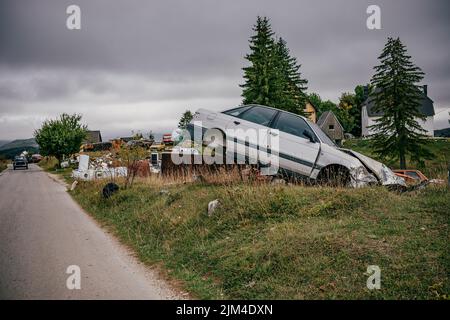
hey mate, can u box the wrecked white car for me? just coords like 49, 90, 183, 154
187, 104, 406, 188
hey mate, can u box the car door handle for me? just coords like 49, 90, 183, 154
269, 130, 278, 136
233, 121, 241, 125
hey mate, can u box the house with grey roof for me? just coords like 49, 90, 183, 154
361, 85, 435, 137
83, 130, 103, 144
317, 110, 345, 145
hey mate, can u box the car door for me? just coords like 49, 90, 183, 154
225, 106, 278, 165
270, 112, 320, 177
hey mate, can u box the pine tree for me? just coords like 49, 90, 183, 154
178, 110, 193, 129
275, 37, 308, 115
240, 16, 284, 107
369, 37, 431, 169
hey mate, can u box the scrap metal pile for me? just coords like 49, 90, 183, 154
72, 154, 128, 181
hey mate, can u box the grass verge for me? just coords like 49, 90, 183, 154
0, 160, 7, 173
69, 178, 449, 299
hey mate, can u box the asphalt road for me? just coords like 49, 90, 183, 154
0, 164, 181, 299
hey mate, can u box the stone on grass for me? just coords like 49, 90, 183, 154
208, 199, 220, 216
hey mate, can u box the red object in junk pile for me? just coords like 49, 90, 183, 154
162, 134, 173, 144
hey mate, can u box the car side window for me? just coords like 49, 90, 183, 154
273, 112, 315, 140
222, 106, 251, 117
238, 107, 277, 126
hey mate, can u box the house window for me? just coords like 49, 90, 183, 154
329, 124, 334, 130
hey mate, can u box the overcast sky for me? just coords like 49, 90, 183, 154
1, 0, 449, 140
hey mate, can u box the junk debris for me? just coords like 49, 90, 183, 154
393, 169, 428, 185
71, 154, 128, 181
60, 161, 70, 168
102, 182, 119, 198
70, 180, 78, 191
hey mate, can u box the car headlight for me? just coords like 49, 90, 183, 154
381, 165, 407, 187
351, 165, 378, 186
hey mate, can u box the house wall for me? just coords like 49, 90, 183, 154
361, 106, 369, 136
304, 102, 316, 123
418, 116, 434, 136
361, 112, 434, 137
319, 114, 344, 141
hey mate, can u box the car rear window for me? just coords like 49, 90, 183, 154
222, 106, 251, 117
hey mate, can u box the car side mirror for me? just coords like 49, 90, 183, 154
303, 130, 316, 143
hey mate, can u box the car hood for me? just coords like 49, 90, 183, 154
339, 148, 406, 187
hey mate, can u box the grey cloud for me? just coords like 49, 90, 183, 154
0, 0, 449, 140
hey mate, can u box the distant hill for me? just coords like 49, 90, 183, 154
0, 138, 39, 159
0, 140, 11, 148
434, 128, 450, 137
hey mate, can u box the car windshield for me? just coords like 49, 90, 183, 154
308, 122, 336, 147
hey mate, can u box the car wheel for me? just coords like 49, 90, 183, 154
317, 165, 350, 187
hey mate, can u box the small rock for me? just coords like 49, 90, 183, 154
368, 234, 378, 239
159, 189, 169, 195
208, 199, 220, 216
70, 180, 78, 191
420, 227, 426, 231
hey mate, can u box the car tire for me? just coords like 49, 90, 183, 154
317, 165, 350, 187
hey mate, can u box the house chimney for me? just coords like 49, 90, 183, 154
423, 85, 428, 96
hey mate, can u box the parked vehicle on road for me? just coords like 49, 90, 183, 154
13, 156, 28, 170
188, 104, 406, 188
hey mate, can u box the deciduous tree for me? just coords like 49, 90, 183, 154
34, 113, 87, 168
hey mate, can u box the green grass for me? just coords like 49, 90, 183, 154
343, 138, 450, 178
69, 179, 450, 299
0, 160, 8, 173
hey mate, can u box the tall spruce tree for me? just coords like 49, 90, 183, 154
178, 110, 193, 129
369, 37, 431, 169
275, 37, 308, 115
241, 16, 282, 107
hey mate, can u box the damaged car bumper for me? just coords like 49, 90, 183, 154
342, 149, 406, 188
